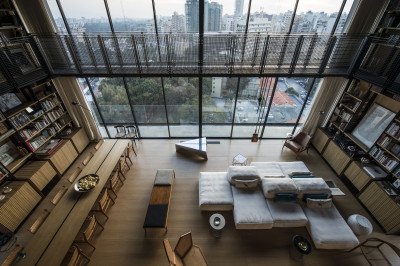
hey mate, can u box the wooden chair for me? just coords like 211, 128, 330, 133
107, 170, 124, 198
119, 148, 131, 175
126, 141, 136, 165
68, 167, 82, 183
282, 132, 311, 158
64, 244, 90, 266
348, 238, 400, 266
163, 232, 208, 266
73, 215, 104, 250
114, 126, 126, 138
125, 125, 138, 146
82, 152, 94, 166
93, 188, 115, 220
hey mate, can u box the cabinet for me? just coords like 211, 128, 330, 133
60, 127, 89, 154
322, 140, 352, 175
37, 139, 78, 175
0, 181, 41, 232
14, 160, 56, 192
343, 161, 373, 192
310, 127, 332, 154
358, 181, 400, 233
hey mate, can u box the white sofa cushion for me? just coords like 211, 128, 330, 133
199, 172, 233, 211
250, 162, 286, 178
266, 199, 308, 227
261, 178, 298, 198
303, 204, 359, 249
227, 166, 261, 187
279, 161, 311, 177
293, 178, 332, 198
231, 186, 274, 229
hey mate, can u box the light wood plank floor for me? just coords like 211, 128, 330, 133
87, 139, 399, 266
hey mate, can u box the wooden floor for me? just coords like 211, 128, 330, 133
86, 139, 399, 266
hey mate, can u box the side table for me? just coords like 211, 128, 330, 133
209, 213, 226, 237
232, 154, 247, 166
289, 235, 312, 261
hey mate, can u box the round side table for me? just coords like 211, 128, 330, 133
347, 214, 373, 236
289, 235, 312, 261
209, 213, 226, 238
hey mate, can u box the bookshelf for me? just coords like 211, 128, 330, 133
0, 79, 73, 175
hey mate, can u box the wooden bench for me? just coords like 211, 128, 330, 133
143, 169, 175, 234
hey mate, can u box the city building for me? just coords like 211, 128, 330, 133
0, 0, 399, 265
234, 0, 244, 17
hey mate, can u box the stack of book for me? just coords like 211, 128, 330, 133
35, 139, 64, 155
47, 106, 64, 122
369, 146, 399, 171
40, 96, 60, 111
9, 111, 31, 129
387, 122, 400, 139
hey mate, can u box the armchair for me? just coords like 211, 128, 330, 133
163, 232, 207, 266
348, 238, 400, 265
282, 132, 311, 158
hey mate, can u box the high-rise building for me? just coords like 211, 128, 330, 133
172, 12, 186, 32
186, 0, 222, 32
208, 2, 223, 32
185, 0, 200, 32
234, 0, 244, 17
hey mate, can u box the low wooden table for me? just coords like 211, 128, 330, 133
143, 169, 175, 233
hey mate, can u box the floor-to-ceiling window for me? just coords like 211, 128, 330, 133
46, 0, 355, 139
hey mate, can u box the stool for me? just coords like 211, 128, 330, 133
289, 235, 312, 261
232, 154, 247, 166
347, 214, 373, 236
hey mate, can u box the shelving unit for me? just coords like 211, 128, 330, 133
0, 79, 73, 176
375, 0, 400, 38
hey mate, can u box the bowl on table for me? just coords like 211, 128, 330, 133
74, 174, 99, 192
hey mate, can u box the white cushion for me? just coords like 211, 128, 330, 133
293, 178, 332, 198
227, 166, 261, 187
250, 162, 285, 178
266, 199, 308, 227
306, 198, 332, 208
199, 172, 233, 211
279, 161, 311, 177
303, 204, 359, 249
347, 214, 373, 236
231, 186, 274, 229
261, 178, 298, 198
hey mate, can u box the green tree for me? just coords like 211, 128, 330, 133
285, 87, 299, 97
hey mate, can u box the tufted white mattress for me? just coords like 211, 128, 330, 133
231, 186, 274, 229
199, 172, 233, 211
250, 161, 310, 178
266, 199, 308, 227
303, 204, 359, 249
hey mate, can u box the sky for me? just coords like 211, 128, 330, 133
48, 0, 352, 20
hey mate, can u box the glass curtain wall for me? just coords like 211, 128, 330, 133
202, 77, 237, 137
125, 77, 169, 137
164, 77, 199, 137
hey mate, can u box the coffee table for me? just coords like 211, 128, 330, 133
209, 213, 225, 237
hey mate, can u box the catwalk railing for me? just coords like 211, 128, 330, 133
32, 33, 367, 77
0, 33, 399, 94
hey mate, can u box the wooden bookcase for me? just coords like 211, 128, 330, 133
0, 79, 73, 177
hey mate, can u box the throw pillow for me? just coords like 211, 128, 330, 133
290, 174, 315, 178
288, 171, 313, 177
306, 198, 332, 208
234, 178, 260, 189
227, 166, 261, 185
274, 193, 298, 202
293, 178, 332, 198
261, 178, 298, 198
302, 193, 329, 202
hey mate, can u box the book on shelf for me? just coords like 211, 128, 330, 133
9, 111, 31, 129
35, 138, 64, 155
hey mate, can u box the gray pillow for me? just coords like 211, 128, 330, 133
306, 198, 332, 209
227, 166, 261, 184
261, 178, 298, 198
234, 178, 260, 189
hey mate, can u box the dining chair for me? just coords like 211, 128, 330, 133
282, 132, 311, 158
163, 232, 208, 266
347, 237, 400, 265
125, 125, 138, 146
114, 126, 126, 138
107, 170, 124, 199
119, 148, 131, 174
65, 244, 90, 266
93, 188, 115, 220
73, 215, 104, 250
126, 141, 136, 165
